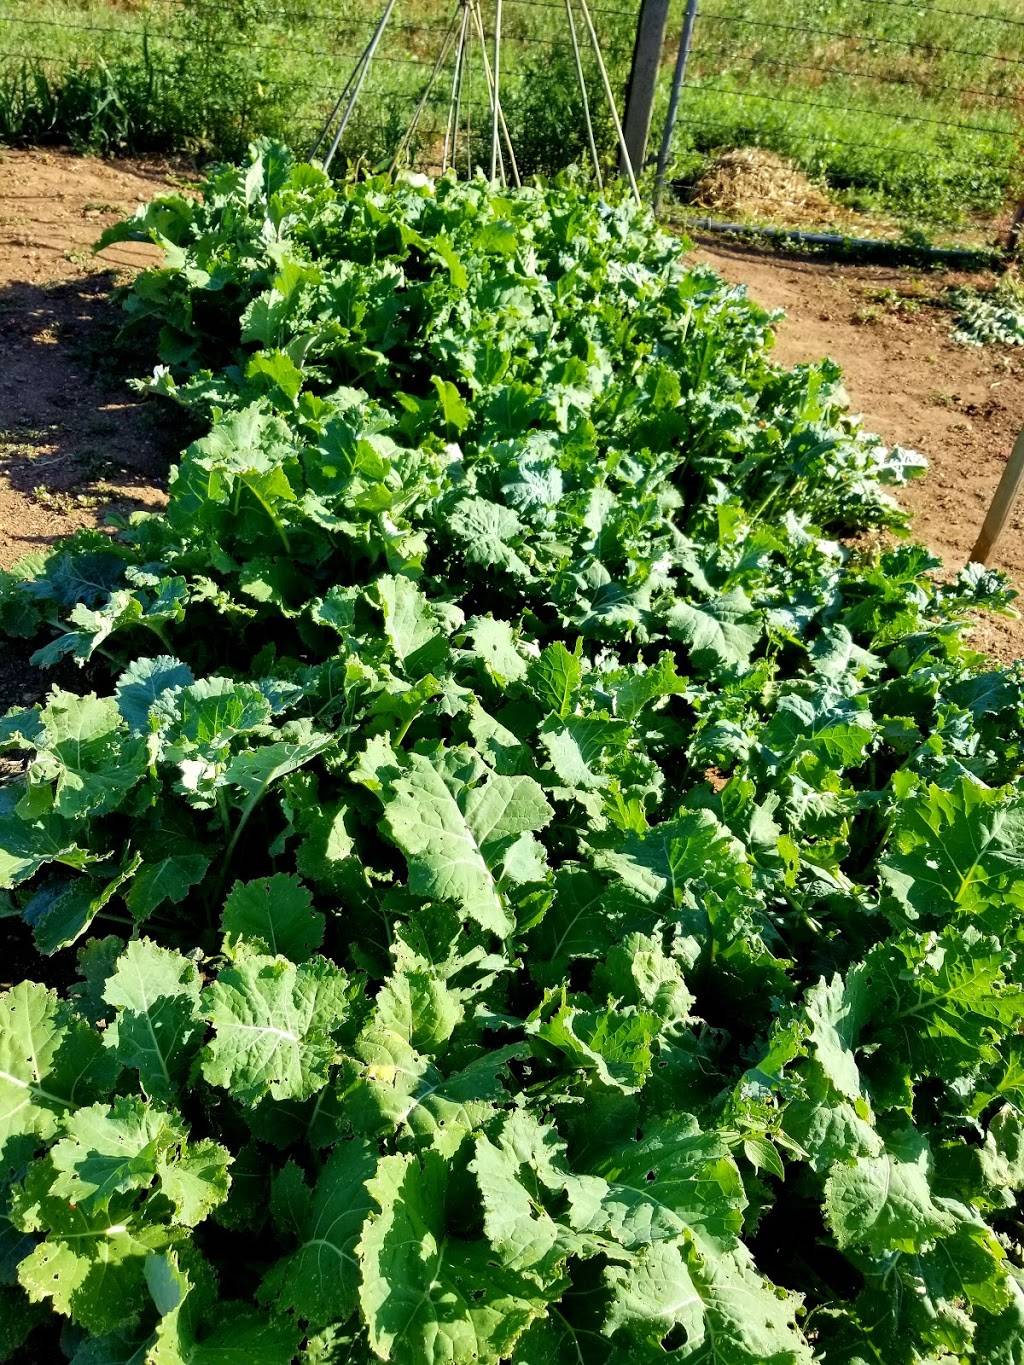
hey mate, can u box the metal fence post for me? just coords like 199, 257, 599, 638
653, 0, 699, 213
620, 0, 671, 180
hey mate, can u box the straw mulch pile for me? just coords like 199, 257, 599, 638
687, 147, 841, 224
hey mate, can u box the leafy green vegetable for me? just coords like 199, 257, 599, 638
1, 141, 1021, 1362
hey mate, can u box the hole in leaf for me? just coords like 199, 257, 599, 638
661, 1323, 688, 1351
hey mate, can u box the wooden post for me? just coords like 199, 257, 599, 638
620, 0, 671, 179
1005, 199, 1024, 255
970, 423, 1024, 565
491, 0, 502, 182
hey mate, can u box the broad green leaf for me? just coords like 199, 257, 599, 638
470, 1110, 604, 1274
27, 691, 147, 819
447, 497, 531, 580
102, 939, 203, 1101
370, 575, 457, 680
25, 854, 141, 956
379, 751, 552, 936
862, 925, 1024, 1084
683, 1235, 814, 1364
222, 724, 333, 808
611, 652, 687, 721
596, 809, 750, 909
880, 777, 1024, 925
512, 1315, 620, 1364
534, 1001, 660, 1093
49, 1099, 178, 1209
602, 1241, 704, 1349
539, 716, 629, 792
373, 967, 463, 1055
588, 1118, 747, 1249
153, 678, 272, 758
0, 982, 116, 1160
259, 1139, 376, 1330
147, 1251, 301, 1365
825, 1130, 958, 1255
201, 953, 349, 1106
358, 1151, 557, 1365
247, 349, 304, 403
125, 853, 210, 923
591, 932, 694, 1029
667, 589, 761, 674
463, 616, 529, 685
528, 641, 582, 718
115, 657, 194, 732
526, 867, 650, 986
400, 1047, 527, 1156
431, 376, 471, 434
221, 874, 324, 962
48, 1097, 230, 1225
0, 787, 99, 890
13, 1159, 174, 1336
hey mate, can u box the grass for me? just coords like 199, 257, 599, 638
0, 0, 635, 172
668, 0, 1024, 228
0, 0, 1020, 233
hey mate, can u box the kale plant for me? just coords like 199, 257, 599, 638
0, 143, 1021, 1365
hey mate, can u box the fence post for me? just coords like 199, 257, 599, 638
653, 0, 699, 213
620, 0, 671, 179
1005, 199, 1024, 254
970, 423, 1024, 566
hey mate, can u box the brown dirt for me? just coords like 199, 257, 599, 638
693, 238, 1024, 662
0, 146, 186, 708
0, 148, 176, 568
0, 149, 1020, 676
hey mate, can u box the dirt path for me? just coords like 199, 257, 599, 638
0, 149, 1021, 670
694, 239, 1024, 661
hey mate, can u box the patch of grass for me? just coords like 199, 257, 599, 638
0, 0, 632, 170
661, 0, 1024, 228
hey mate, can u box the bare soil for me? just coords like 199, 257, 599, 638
0, 147, 184, 708
693, 238, 1024, 662
0, 147, 174, 562
0, 148, 1021, 683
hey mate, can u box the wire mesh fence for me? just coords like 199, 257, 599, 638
0, 0, 637, 180
0, 0, 1021, 246
654, 0, 1024, 245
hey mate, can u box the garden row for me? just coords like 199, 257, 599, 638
1, 143, 1023, 1363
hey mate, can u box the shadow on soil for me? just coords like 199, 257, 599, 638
0, 268, 175, 501
0, 270, 180, 714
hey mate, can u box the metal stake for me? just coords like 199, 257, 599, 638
309, 62, 360, 162
653, 0, 699, 213
322, 0, 398, 173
